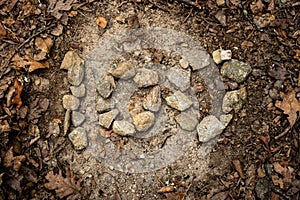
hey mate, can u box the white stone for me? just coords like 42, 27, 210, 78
113, 121, 135, 136
69, 127, 88, 150
197, 115, 225, 142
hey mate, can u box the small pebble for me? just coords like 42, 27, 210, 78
72, 111, 85, 127
97, 75, 115, 99
113, 120, 136, 136
133, 68, 159, 88
70, 84, 86, 98
221, 59, 252, 83
69, 127, 88, 150
165, 91, 193, 111
62, 95, 80, 110
132, 111, 155, 132
197, 115, 225, 142
98, 109, 119, 129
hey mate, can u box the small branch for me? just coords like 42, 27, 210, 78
274, 126, 290, 140
0, 24, 56, 78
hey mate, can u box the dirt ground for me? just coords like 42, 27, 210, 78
0, 0, 300, 199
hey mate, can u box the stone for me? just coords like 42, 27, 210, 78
175, 113, 198, 131
179, 58, 189, 69
165, 91, 193, 111
60, 51, 84, 70
69, 127, 88, 150
63, 109, 71, 136
97, 75, 115, 99
133, 68, 159, 88
221, 59, 252, 83
132, 111, 155, 132
219, 114, 233, 127
112, 120, 135, 136
253, 14, 275, 29
48, 122, 60, 138
62, 95, 80, 110
110, 61, 136, 80
96, 98, 115, 113
212, 49, 232, 64
98, 109, 119, 129
190, 52, 211, 71
222, 88, 247, 113
70, 84, 86, 98
197, 115, 225, 142
167, 66, 191, 92
216, 0, 225, 6
143, 86, 162, 112
71, 111, 85, 127
220, 50, 232, 61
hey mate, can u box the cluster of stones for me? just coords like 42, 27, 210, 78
60, 51, 88, 150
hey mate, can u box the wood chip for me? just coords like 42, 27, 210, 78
232, 159, 245, 178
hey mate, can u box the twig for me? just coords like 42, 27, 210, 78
183, 7, 194, 23
154, 173, 165, 186
0, 24, 56, 78
274, 126, 290, 140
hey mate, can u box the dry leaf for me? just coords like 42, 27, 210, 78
271, 175, 284, 189
275, 89, 300, 127
96, 16, 107, 29
35, 37, 53, 53
241, 40, 254, 49
157, 185, 174, 193
164, 192, 185, 200
232, 160, 245, 178
294, 49, 300, 62
11, 79, 23, 110
3, 147, 26, 171
273, 162, 294, 188
11, 54, 26, 70
0, 22, 6, 36
25, 56, 50, 72
268, 67, 290, 80
45, 168, 83, 199
47, 0, 75, 19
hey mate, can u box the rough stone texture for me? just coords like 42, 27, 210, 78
62, 95, 80, 110
197, 115, 225, 142
133, 68, 159, 88
96, 98, 115, 113
97, 75, 115, 99
71, 111, 85, 127
175, 112, 198, 131
98, 109, 119, 129
167, 66, 191, 92
63, 51, 85, 86
179, 58, 189, 69
112, 120, 135, 136
132, 111, 155, 132
221, 59, 252, 83
165, 91, 193, 111
69, 127, 88, 150
60, 51, 84, 70
143, 86, 162, 112
222, 88, 247, 113
212, 49, 232, 64
190, 53, 210, 71
70, 84, 86, 98
110, 61, 136, 80
219, 114, 233, 127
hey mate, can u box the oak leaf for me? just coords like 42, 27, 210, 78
44, 168, 83, 199
11, 79, 23, 109
25, 56, 50, 72
47, 0, 75, 19
3, 147, 26, 171
35, 37, 53, 53
275, 89, 300, 127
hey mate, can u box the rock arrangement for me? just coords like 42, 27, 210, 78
60, 48, 252, 152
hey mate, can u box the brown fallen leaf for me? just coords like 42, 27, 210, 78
275, 89, 300, 127
157, 185, 174, 193
0, 21, 6, 36
47, 0, 75, 19
164, 192, 185, 200
25, 56, 50, 72
241, 40, 254, 49
273, 162, 294, 189
96, 16, 107, 29
45, 168, 83, 199
11, 79, 23, 110
11, 54, 26, 71
232, 159, 245, 178
3, 147, 26, 171
268, 66, 290, 80
294, 49, 300, 62
271, 175, 284, 189
35, 37, 53, 53
215, 10, 226, 26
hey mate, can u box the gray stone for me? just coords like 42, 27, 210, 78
60, 51, 83, 70
111, 61, 136, 80
70, 84, 86, 98
69, 127, 88, 150
133, 68, 159, 88
62, 95, 80, 110
72, 111, 85, 127
112, 120, 135, 136
175, 113, 198, 131
197, 115, 225, 142
165, 91, 193, 111
222, 88, 247, 113
221, 59, 252, 83
132, 111, 155, 132
143, 86, 162, 112
96, 98, 115, 113
220, 50, 232, 61
190, 53, 210, 71
97, 75, 115, 99
98, 109, 119, 129
219, 114, 233, 127
63, 109, 71, 136
167, 66, 191, 92
212, 49, 232, 64
179, 58, 189, 69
